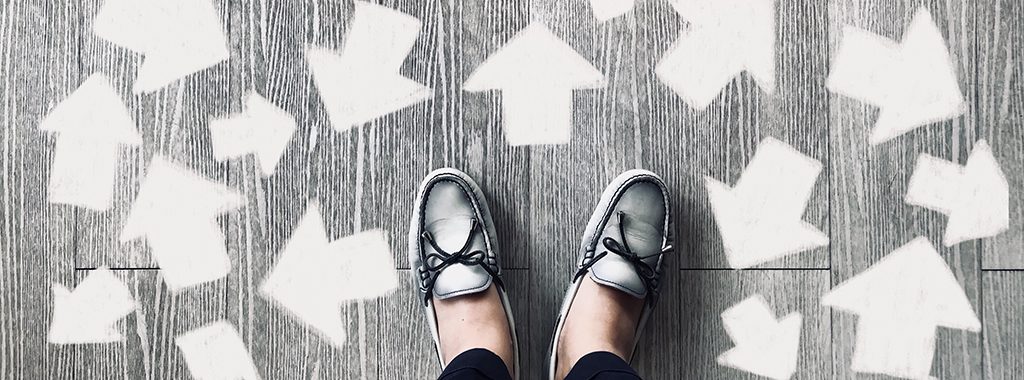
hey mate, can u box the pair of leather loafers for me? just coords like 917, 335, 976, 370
408, 168, 672, 379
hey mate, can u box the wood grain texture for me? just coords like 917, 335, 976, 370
982, 271, 1024, 379
675, 269, 832, 379
827, 1, 982, 378
977, 0, 1024, 269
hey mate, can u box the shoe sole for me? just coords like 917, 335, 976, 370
408, 167, 521, 380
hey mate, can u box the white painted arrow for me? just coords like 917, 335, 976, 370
259, 204, 398, 347
464, 22, 607, 146
93, 0, 229, 93
826, 7, 965, 145
822, 237, 980, 379
40, 73, 141, 211
120, 156, 244, 291
176, 321, 261, 380
208, 92, 296, 177
656, 0, 775, 109
590, 0, 636, 21
718, 295, 801, 380
307, 1, 431, 132
705, 137, 828, 268
906, 140, 1009, 246
48, 267, 137, 344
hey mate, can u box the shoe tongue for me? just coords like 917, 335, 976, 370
423, 217, 492, 300
589, 216, 664, 299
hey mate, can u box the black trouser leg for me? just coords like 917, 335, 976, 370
437, 348, 512, 380
564, 351, 643, 380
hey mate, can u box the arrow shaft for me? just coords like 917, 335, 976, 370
501, 88, 574, 146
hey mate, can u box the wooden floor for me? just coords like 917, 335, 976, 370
2, 0, 1023, 379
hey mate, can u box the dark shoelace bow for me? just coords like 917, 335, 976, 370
575, 211, 672, 298
417, 218, 500, 303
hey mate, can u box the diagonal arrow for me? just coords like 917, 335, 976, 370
307, 1, 431, 132
826, 7, 966, 145
48, 267, 137, 344
39, 73, 141, 211
93, 0, 229, 93
705, 137, 827, 268
176, 321, 261, 380
120, 156, 244, 291
464, 22, 606, 146
656, 0, 775, 109
259, 204, 398, 348
822, 237, 980, 379
717, 295, 802, 380
208, 92, 297, 177
905, 140, 1009, 246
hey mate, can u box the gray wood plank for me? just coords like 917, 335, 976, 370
675, 269, 832, 379
828, 1, 982, 378
982, 271, 1024, 379
0, 0, 81, 377
977, 0, 1024, 269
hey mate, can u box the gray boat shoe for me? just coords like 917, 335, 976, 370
548, 169, 673, 379
408, 168, 520, 379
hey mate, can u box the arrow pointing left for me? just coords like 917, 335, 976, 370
48, 267, 137, 344
40, 73, 141, 211
259, 204, 398, 348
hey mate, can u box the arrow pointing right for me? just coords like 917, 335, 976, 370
208, 92, 297, 177
705, 138, 828, 268
464, 22, 606, 146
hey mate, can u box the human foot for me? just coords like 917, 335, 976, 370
549, 170, 672, 379
409, 168, 519, 378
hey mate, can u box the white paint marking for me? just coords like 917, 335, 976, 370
209, 92, 296, 177
826, 7, 965, 145
705, 137, 828, 268
717, 295, 801, 380
120, 156, 244, 291
48, 267, 136, 344
656, 0, 775, 109
307, 1, 431, 132
822, 237, 980, 379
93, 0, 229, 93
259, 204, 398, 348
906, 140, 1009, 246
176, 321, 261, 380
40, 74, 141, 211
464, 23, 606, 145
590, 0, 636, 21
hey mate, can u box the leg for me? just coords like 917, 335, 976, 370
438, 348, 513, 380
564, 351, 643, 380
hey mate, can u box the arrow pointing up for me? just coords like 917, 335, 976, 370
905, 140, 1009, 246
705, 138, 828, 268
463, 22, 607, 146
655, 0, 775, 109
93, 0, 229, 93
176, 321, 261, 380
40, 73, 141, 211
307, 1, 432, 132
208, 92, 297, 177
717, 295, 802, 380
822, 237, 980, 379
49, 267, 137, 344
120, 156, 244, 291
259, 204, 398, 347
826, 7, 966, 145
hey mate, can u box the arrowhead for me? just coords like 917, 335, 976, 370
717, 295, 801, 380
48, 267, 136, 344
209, 92, 297, 177
175, 321, 261, 380
590, 0, 636, 21
656, 0, 775, 108
260, 205, 398, 348
39, 74, 141, 145
463, 22, 606, 91
705, 138, 827, 268
822, 237, 980, 332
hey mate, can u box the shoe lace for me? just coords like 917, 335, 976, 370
575, 211, 672, 298
417, 218, 501, 304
